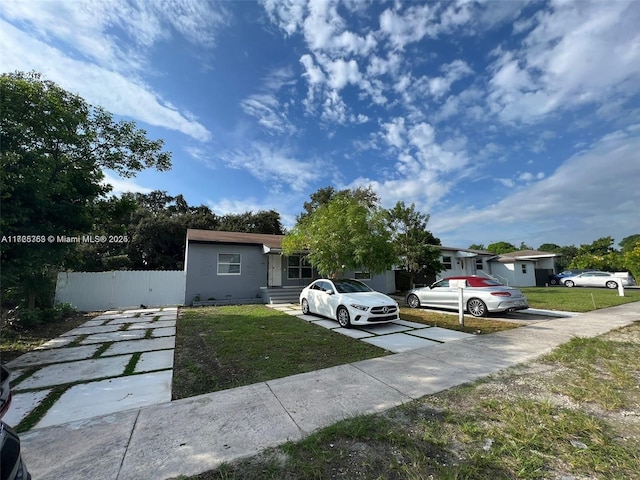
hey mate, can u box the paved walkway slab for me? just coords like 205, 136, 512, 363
127, 320, 176, 330
352, 352, 480, 399
266, 364, 410, 433
2, 390, 51, 426
408, 326, 473, 342
61, 324, 123, 336
103, 337, 175, 356
135, 351, 174, 373
17, 355, 132, 390
35, 336, 78, 350
310, 319, 340, 329
357, 323, 412, 335
332, 327, 375, 339
118, 383, 303, 480
36, 371, 173, 428
7, 344, 100, 369
363, 333, 442, 353
151, 327, 176, 337
80, 329, 147, 344
21, 410, 140, 480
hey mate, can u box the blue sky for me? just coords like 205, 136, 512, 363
1, 0, 639, 249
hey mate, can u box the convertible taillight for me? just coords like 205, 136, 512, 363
491, 291, 512, 297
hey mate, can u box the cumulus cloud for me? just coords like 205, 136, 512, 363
0, 0, 225, 141
431, 126, 640, 246
101, 172, 154, 195
487, 1, 640, 123
218, 142, 330, 193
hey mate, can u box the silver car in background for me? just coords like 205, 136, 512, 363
562, 271, 636, 289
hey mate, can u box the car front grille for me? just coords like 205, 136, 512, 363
370, 305, 398, 315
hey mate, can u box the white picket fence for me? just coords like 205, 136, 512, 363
55, 270, 186, 311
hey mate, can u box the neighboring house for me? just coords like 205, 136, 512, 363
492, 249, 562, 287
436, 246, 496, 279
183, 229, 396, 306
434, 247, 562, 287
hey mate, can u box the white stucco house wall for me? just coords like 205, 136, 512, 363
435, 247, 562, 287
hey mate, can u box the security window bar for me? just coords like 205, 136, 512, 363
218, 253, 241, 275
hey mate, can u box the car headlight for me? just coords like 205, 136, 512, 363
350, 304, 369, 311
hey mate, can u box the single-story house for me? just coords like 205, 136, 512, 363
435, 247, 562, 287
490, 249, 562, 287
183, 229, 396, 305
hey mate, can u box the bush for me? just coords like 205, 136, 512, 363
15, 302, 76, 329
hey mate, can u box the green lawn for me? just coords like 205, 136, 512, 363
179, 323, 640, 480
172, 305, 389, 399
521, 286, 640, 312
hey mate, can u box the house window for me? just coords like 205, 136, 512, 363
218, 253, 241, 275
287, 255, 312, 279
475, 258, 484, 270
354, 271, 371, 280
442, 256, 453, 269
521, 263, 527, 274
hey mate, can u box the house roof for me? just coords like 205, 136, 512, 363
437, 246, 495, 257
186, 229, 285, 250
500, 249, 562, 259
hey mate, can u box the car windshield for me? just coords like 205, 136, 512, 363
333, 279, 374, 293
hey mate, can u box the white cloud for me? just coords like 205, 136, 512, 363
431, 126, 640, 246
241, 94, 296, 135
207, 197, 268, 216
218, 142, 329, 192
488, 1, 640, 123
0, 21, 211, 141
379, 4, 437, 50
0, 0, 225, 141
101, 172, 153, 195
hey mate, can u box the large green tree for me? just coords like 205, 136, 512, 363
387, 201, 442, 287
486, 241, 517, 255
569, 236, 623, 271
282, 187, 396, 278
619, 234, 640, 254
0, 72, 171, 308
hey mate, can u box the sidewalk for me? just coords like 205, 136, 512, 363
19, 302, 640, 480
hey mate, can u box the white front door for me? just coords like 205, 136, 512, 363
268, 255, 282, 287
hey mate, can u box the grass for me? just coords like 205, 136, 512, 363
399, 308, 520, 334
521, 286, 640, 312
172, 305, 389, 399
179, 323, 640, 480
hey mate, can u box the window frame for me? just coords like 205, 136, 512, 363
442, 256, 453, 270
287, 254, 313, 280
217, 253, 241, 275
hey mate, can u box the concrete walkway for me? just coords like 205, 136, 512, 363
17, 302, 640, 480
5, 308, 176, 429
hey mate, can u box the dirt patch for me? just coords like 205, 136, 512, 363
1, 311, 99, 363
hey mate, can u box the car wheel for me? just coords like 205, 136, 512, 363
549, 278, 558, 285
337, 306, 351, 328
301, 298, 310, 314
605, 281, 618, 289
564, 280, 575, 288
407, 294, 420, 308
467, 298, 487, 317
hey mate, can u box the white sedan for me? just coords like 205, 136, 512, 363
562, 271, 636, 289
299, 278, 399, 328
